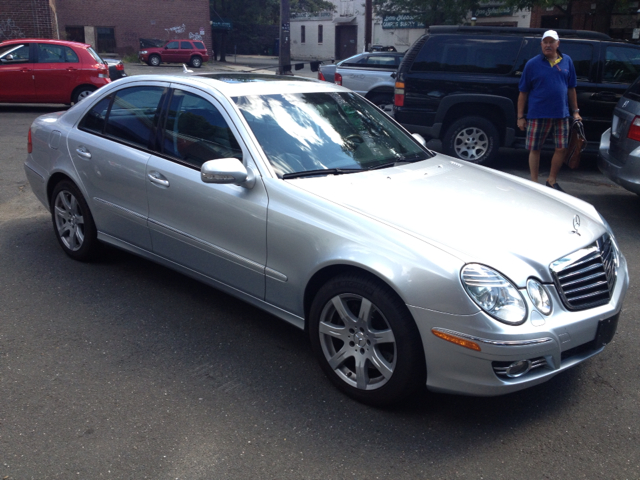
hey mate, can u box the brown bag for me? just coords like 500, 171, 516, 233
565, 119, 587, 169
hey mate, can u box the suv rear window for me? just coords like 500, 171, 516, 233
411, 36, 522, 75
193, 41, 205, 49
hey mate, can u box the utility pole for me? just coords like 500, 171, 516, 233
279, 0, 292, 74
365, 0, 372, 52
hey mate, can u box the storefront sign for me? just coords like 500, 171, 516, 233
382, 14, 425, 29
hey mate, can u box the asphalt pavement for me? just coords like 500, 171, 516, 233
1, 73, 639, 479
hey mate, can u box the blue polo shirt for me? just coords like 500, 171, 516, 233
519, 53, 577, 119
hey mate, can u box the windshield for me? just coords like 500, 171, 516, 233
234, 92, 430, 178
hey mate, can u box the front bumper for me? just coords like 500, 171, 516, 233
598, 128, 640, 195
409, 253, 629, 396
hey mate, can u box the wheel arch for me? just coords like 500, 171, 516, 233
365, 86, 394, 99
437, 95, 515, 146
303, 263, 411, 333
70, 84, 97, 104
46, 172, 76, 211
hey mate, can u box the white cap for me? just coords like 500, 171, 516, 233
542, 30, 559, 41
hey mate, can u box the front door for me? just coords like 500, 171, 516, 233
0, 43, 34, 102
146, 87, 268, 298
336, 25, 357, 60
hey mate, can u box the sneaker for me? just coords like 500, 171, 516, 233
545, 181, 565, 192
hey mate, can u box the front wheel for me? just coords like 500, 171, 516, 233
442, 116, 500, 164
309, 273, 425, 406
51, 181, 99, 262
148, 54, 161, 66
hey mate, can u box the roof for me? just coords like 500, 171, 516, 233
428, 26, 611, 40
0, 38, 91, 48
110, 73, 344, 98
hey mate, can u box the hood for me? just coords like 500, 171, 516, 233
288, 156, 606, 286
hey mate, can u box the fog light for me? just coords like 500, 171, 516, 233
505, 360, 531, 378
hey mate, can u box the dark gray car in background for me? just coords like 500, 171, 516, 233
599, 75, 640, 195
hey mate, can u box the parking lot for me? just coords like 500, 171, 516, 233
1, 65, 639, 478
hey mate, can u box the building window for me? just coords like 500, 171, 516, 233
96, 27, 116, 53
65, 26, 85, 43
301, 26, 306, 44
318, 25, 323, 44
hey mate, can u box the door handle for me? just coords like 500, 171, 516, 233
148, 171, 170, 187
75, 146, 92, 159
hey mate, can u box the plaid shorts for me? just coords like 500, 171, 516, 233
525, 117, 570, 150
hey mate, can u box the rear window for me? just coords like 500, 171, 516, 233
559, 42, 593, 81
180, 41, 192, 49
411, 36, 522, 75
194, 41, 205, 49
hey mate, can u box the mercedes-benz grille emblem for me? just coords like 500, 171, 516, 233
572, 214, 581, 235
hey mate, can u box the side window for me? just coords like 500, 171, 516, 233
558, 42, 593, 81
603, 45, 640, 84
166, 41, 179, 49
105, 86, 165, 148
364, 55, 398, 67
411, 36, 521, 75
193, 41, 205, 49
79, 95, 113, 134
38, 44, 65, 63
180, 41, 192, 49
0, 44, 30, 64
163, 89, 242, 168
64, 46, 79, 63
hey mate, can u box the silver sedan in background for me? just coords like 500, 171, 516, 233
599, 74, 640, 196
25, 73, 628, 406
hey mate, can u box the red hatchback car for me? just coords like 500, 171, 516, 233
0, 39, 110, 105
139, 39, 209, 68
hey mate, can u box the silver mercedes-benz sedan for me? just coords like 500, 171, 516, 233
25, 73, 629, 406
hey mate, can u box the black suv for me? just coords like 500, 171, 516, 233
393, 26, 640, 164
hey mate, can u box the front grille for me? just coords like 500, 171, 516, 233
550, 234, 618, 311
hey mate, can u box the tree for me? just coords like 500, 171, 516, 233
371, 0, 480, 26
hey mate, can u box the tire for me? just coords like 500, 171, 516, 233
309, 273, 426, 406
368, 93, 393, 112
149, 54, 161, 66
190, 56, 203, 68
71, 86, 96, 104
50, 181, 99, 262
442, 116, 500, 164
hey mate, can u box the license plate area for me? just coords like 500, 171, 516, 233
594, 312, 620, 348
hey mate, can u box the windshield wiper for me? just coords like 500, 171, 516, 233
282, 168, 361, 179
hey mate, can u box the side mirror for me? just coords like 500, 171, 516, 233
412, 133, 427, 147
201, 158, 255, 189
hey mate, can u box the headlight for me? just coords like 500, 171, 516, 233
461, 264, 527, 325
526, 278, 552, 315
140, 50, 148, 54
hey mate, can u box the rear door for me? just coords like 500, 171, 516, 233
557, 40, 600, 142
33, 43, 79, 103
179, 41, 193, 63
0, 42, 35, 102
594, 43, 640, 140
68, 83, 168, 249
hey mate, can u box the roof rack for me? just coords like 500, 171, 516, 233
427, 26, 611, 40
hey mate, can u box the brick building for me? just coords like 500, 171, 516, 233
0, 0, 212, 56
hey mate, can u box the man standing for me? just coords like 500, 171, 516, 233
517, 30, 582, 192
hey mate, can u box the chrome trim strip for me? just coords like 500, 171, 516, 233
93, 197, 147, 221
265, 267, 288, 283
432, 327, 554, 347
148, 217, 265, 274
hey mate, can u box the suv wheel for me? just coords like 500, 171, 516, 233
190, 56, 203, 68
148, 54, 161, 66
443, 116, 499, 165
